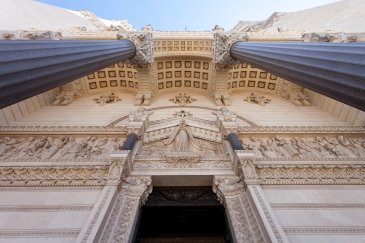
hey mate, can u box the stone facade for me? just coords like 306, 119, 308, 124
0, 1, 365, 242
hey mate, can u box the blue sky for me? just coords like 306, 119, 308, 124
37, 0, 339, 31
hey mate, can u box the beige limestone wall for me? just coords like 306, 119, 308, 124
2, 90, 357, 127
307, 90, 365, 126
262, 185, 365, 243
0, 187, 102, 243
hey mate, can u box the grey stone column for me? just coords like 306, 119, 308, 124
0, 39, 136, 108
230, 41, 365, 111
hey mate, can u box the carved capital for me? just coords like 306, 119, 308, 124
214, 32, 248, 64
117, 31, 152, 64
237, 151, 259, 184
213, 176, 244, 202
121, 176, 152, 203
106, 152, 129, 185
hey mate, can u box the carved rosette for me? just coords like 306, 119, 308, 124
117, 31, 152, 65
214, 32, 248, 64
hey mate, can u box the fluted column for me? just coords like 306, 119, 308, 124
0, 40, 136, 109
230, 41, 365, 111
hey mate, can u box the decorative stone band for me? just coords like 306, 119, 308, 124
0, 39, 136, 109
0, 166, 109, 187
238, 125, 365, 134
256, 164, 365, 185
230, 41, 365, 111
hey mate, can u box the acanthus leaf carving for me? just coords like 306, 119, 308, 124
117, 31, 152, 64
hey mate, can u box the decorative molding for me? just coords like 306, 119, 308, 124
283, 226, 365, 234
271, 203, 365, 210
257, 165, 365, 185
213, 176, 267, 243
0, 205, 93, 212
0, 166, 108, 187
100, 176, 152, 242
0, 126, 128, 135
238, 126, 365, 134
249, 185, 289, 243
79, 186, 116, 243
0, 229, 79, 238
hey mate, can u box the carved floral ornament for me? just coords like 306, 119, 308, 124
117, 31, 152, 64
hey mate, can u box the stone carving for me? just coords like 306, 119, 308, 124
238, 125, 365, 134
135, 91, 152, 106
214, 91, 231, 106
213, 107, 237, 122
141, 24, 154, 32
173, 110, 192, 118
145, 186, 219, 206
117, 31, 152, 64
52, 90, 77, 106
0, 136, 116, 161
257, 165, 365, 185
0, 30, 62, 40
302, 32, 356, 43
244, 92, 271, 106
0, 167, 108, 187
213, 176, 266, 242
165, 152, 200, 163
169, 93, 196, 106
163, 119, 203, 152
281, 90, 312, 106
102, 176, 152, 243
93, 92, 121, 105
241, 136, 365, 159
129, 107, 153, 122
214, 32, 248, 64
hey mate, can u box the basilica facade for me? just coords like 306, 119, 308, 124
0, 0, 364, 242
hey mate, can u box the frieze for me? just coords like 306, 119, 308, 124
238, 126, 365, 134
0, 166, 108, 187
0, 229, 79, 238
240, 135, 365, 160
257, 165, 365, 185
0, 126, 128, 135
270, 203, 365, 209
0, 136, 123, 161
283, 226, 365, 234
0, 205, 94, 212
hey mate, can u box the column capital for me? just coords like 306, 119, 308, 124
117, 31, 152, 65
214, 32, 248, 64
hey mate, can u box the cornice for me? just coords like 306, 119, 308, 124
0, 126, 127, 135
238, 125, 365, 134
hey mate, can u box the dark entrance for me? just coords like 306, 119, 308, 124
133, 187, 232, 243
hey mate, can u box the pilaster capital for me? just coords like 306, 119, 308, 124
213, 176, 244, 203
236, 151, 260, 184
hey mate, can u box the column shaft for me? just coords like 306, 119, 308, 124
0, 40, 136, 108
230, 41, 365, 111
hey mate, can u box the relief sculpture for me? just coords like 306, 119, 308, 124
0, 136, 122, 161
241, 136, 365, 159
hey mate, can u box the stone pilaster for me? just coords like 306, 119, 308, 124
99, 176, 152, 243
213, 176, 266, 243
